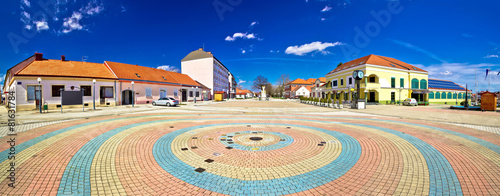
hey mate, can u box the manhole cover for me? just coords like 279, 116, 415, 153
195, 168, 206, 173
221, 139, 226, 141
286, 127, 291, 129
321, 142, 326, 144
318, 144, 324, 146
181, 148, 189, 151
227, 139, 233, 141
204, 159, 214, 163
191, 146, 198, 149
227, 142, 234, 144
169, 126, 174, 128
249, 137, 263, 141
192, 137, 198, 139
280, 139, 285, 141
225, 146, 233, 149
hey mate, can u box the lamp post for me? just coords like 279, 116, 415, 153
37, 78, 42, 113
131, 81, 135, 107
456, 91, 458, 105
93, 79, 96, 110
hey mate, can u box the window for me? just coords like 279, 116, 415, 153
27, 86, 40, 101
348, 78, 353, 85
369, 77, 376, 83
420, 79, 427, 89
391, 77, 395, 88
340, 79, 344, 86
52, 85, 64, 97
453, 93, 457, 99
447, 92, 452, 99
174, 89, 178, 96
435, 92, 440, 99
411, 79, 419, 89
101, 87, 114, 98
81, 85, 91, 96
333, 80, 338, 87
441, 92, 446, 99
429, 92, 434, 99
189, 91, 193, 97
400, 78, 404, 88
160, 89, 167, 98
391, 92, 395, 103
145, 87, 152, 97
196, 91, 200, 97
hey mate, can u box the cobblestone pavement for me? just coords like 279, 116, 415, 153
0, 110, 499, 195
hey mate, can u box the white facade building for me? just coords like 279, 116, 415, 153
181, 48, 233, 99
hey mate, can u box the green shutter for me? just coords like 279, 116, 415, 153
400, 78, 404, 88
391, 77, 395, 88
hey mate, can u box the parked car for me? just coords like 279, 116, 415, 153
403, 98, 418, 106
152, 97, 179, 107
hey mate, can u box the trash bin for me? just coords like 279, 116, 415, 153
43, 104, 48, 112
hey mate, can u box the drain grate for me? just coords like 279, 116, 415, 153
225, 146, 233, 149
221, 139, 226, 141
181, 148, 189, 151
227, 142, 234, 144
280, 139, 285, 141
169, 126, 174, 128
192, 137, 198, 139
318, 144, 324, 146
227, 139, 233, 141
249, 137, 263, 141
320, 142, 326, 144
194, 168, 206, 173
286, 127, 291, 129
191, 146, 198, 149
204, 159, 214, 163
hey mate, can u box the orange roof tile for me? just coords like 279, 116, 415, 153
306, 78, 316, 83
289, 78, 312, 85
319, 77, 326, 83
16, 59, 117, 79
327, 54, 427, 75
305, 86, 313, 92
105, 61, 199, 86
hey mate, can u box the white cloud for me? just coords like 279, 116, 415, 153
157, 65, 180, 73
241, 49, 246, 54
80, 1, 104, 16
35, 20, 49, 31
250, 21, 258, 27
121, 5, 126, 12
321, 18, 326, 21
225, 32, 257, 41
21, 0, 30, 7
485, 55, 499, 59
321, 6, 332, 12
21, 11, 31, 26
440, 71, 453, 76
285, 41, 343, 56
0, 74, 5, 84
238, 79, 246, 84
61, 12, 83, 34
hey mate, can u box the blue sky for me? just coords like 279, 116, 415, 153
1, 0, 499, 91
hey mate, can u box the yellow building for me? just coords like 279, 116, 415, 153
325, 55, 429, 104
428, 79, 471, 105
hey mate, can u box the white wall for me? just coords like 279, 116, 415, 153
181, 58, 214, 95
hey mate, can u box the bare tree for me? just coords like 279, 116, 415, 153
276, 74, 290, 97
252, 75, 270, 91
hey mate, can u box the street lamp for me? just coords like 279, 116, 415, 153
456, 91, 458, 105
131, 81, 135, 107
37, 77, 42, 113
92, 79, 96, 110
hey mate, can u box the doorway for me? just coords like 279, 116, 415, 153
122, 90, 133, 105
181, 90, 187, 102
369, 92, 376, 102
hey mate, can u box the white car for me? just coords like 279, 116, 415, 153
152, 97, 179, 107
403, 98, 418, 106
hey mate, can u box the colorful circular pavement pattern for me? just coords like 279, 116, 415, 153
1, 113, 499, 195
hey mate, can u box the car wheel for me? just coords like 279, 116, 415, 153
153, 102, 156, 106
167, 103, 171, 107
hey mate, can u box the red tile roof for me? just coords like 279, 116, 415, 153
16, 59, 117, 79
328, 54, 427, 75
289, 78, 313, 85
105, 61, 199, 86
306, 78, 316, 83
318, 77, 326, 83
236, 88, 253, 95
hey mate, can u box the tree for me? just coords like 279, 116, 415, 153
275, 74, 291, 97
252, 75, 271, 96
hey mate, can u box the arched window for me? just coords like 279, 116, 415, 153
411, 79, 419, 89
429, 92, 434, 99
453, 93, 457, 99
442, 92, 447, 99
447, 92, 452, 99
458, 93, 462, 99
435, 92, 440, 99
420, 79, 427, 89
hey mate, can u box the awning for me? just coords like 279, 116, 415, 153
411, 89, 430, 94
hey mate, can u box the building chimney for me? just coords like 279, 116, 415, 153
35, 53, 43, 61
61, 55, 66, 61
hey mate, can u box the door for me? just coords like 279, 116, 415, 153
122, 90, 133, 105
391, 92, 395, 103
369, 92, 376, 102
182, 90, 187, 102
